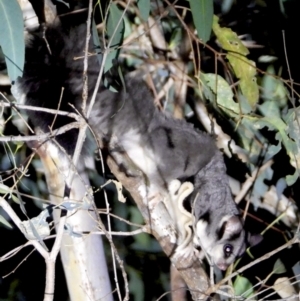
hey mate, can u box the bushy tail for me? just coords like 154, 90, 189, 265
14, 14, 99, 154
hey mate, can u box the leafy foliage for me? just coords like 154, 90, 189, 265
0, 0, 24, 83
189, 0, 213, 43
234, 275, 256, 299
137, 0, 150, 21
212, 15, 259, 108
0, 0, 300, 300
105, 2, 125, 72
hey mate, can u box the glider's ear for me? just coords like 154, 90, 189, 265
248, 233, 263, 247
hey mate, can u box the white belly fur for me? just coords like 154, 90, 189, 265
120, 128, 158, 179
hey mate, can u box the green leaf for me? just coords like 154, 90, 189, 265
252, 163, 273, 202
212, 16, 248, 55
137, 0, 151, 21
128, 267, 144, 300
0, 183, 22, 204
202, 73, 239, 116
169, 28, 182, 51
189, 0, 213, 43
0, 0, 24, 83
14, 141, 24, 154
0, 183, 12, 194
273, 258, 287, 274
11, 194, 21, 204
238, 119, 266, 163
234, 275, 255, 299
258, 55, 278, 63
105, 3, 125, 72
255, 116, 292, 152
227, 53, 259, 108
92, 19, 102, 66
212, 16, 259, 107
261, 65, 288, 107
247, 113, 299, 185
129, 206, 161, 252
259, 100, 281, 118
129, 206, 144, 224
286, 172, 298, 186
283, 108, 300, 185
0, 214, 13, 228
239, 114, 283, 165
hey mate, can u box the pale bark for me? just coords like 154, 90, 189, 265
37, 142, 113, 301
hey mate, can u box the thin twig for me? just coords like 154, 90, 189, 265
0, 100, 80, 120
0, 122, 80, 142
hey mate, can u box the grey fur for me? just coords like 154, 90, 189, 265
89, 79, 217, 187
89, 80, 247, 270
15, 20, 250, 270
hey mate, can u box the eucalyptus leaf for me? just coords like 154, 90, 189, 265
261, 65, 288, 107
0, 183, 21, 205
131, 233, 162, 252
212, 15, 248, 55
128, 267, 144, 300
129, 206, 144, 225
254, 116, 293, 153
247, 114, 299, 185
0, 183, 12, 194
0, 0, 24, 83
238, 119, 264, 163
234, 275, 255, 299
283, 108, 300, 184
227, 53, 259, 108
286, 172, 299, 186
169, 28, 182, 50
129, 207, 157, 251
203, 73, 239, 116
212, 16, 259, 108
11, 194, 21, 205
0, 214, 13, 228
105, 3, 125, 72
252, 164, 273, 206
276, 178, 287, 197
92, 19, 102, 66
259, 100, 281, 118
238, 115, 282, 166
189, 0, 213, 43
137, 0, 150, 21
198, 73, 218, 106
221, 0, 234, 14
14, 141, 24, 154
258, 55, 278, 63
273, 258, 287, 274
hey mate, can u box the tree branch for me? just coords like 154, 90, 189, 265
107, 156, 213, 301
